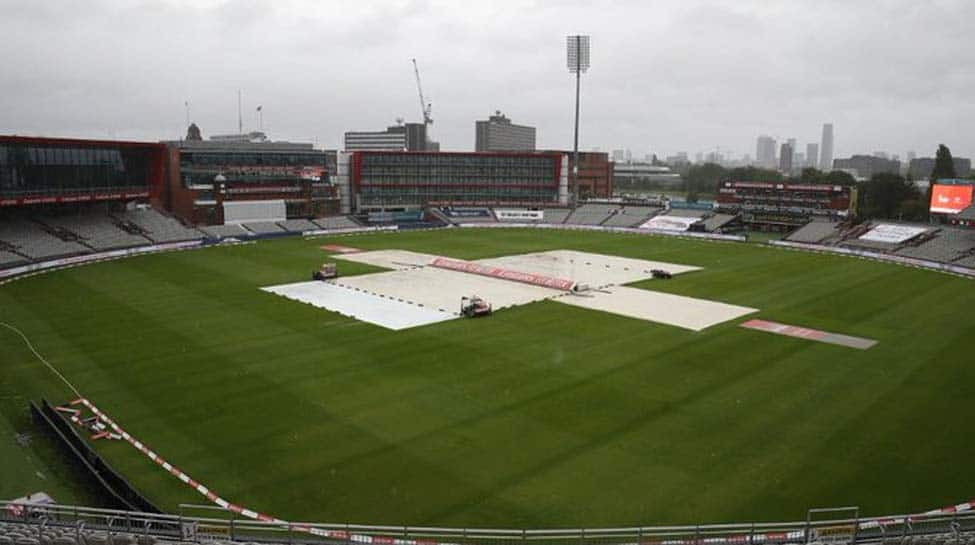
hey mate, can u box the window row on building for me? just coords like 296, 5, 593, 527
358, 185, 557, 206
179, 150, 324, 167
0, 142, 153, 196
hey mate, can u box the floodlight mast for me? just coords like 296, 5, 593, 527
567, 35, 590, 207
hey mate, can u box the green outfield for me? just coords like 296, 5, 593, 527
1, 228, 973, 528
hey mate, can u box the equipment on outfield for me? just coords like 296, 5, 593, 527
460, 295, 492, 318
312, 263, 337, 281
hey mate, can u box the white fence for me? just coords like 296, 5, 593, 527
455, 222, 748, 242
2, 501, 974, 545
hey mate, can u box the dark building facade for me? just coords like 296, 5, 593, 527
342, 150, 567, 210
833, 155, 901, 179
0, 135, 165, 208
908, 156, 972, 179
475, 112, 536, 152
163, 139, 338, 225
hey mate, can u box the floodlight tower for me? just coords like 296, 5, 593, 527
567, 35, 590, 206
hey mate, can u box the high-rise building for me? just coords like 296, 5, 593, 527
474, 111, 536, 151
819, 123, 834, 171
756, 135, 777, 169
806, 143, 819, 168
344, 122, 428, 152
389, 123, 429, 151
779, 142, 793, 173
612, 149, 625, 162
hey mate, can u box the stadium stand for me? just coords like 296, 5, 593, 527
841, 238, 902, 252
0, 219, 90, 261
782, 218, 975, 270
118, 209, 203, 244
539, 208, 572, 224
663, 208, 708, 219
241, 221, 286, 235
785, 220, 842, 244
0, 250, 28, 267
41, 213, 150, 251
563, 203, 618, 225
199, 224, 250, 239
276, 219, 318, 232
601, 206, 661, 228
313, 216, 360, 230
895, 227, 975, 262
953, 255, 975, 268
701, 213, 738, 233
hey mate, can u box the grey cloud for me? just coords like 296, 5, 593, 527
1, 0, 973, 160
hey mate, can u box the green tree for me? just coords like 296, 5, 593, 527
931, 144, 957, 181
824, 170, 857, 186
798, 167, 824, 184
683, 163, 726, 198
726, 166, 783, 183
898, 198, 928, 221
858, 173, 921, 219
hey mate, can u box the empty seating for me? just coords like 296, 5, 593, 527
786, 221, 841, 244
953, 255, 975, 269
42, 213, 149, 251
119, 209, 203, 243
199, 224, 250, 238
564, 204, 619, 225
313, 216, 359, 230
277, 219, 318, 232
600, 206, 661, 228
540, 208, 572, 224
895, 228, 975, 262
664, 208, 708, 219
0, 219, 90, 261
841, 238, 901, 252
241, 222, 285, 235
0, 250, 27, 268
700, 213, 737, 232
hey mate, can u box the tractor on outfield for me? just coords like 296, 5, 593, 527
460, 295, 492, 318
312, 262, 338, 281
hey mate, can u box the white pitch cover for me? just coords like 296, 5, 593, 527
639, 215, 700, 232
859, 224, 928, 244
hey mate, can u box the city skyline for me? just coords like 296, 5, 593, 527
2, 1, 974, 159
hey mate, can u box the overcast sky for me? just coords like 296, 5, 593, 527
2, 0, 974, 160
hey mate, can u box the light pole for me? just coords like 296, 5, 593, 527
567, 35, 590, 207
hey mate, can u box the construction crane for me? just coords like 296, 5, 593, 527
411, 58, 433, 127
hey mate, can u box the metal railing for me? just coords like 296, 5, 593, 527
3, 501, 974, 545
